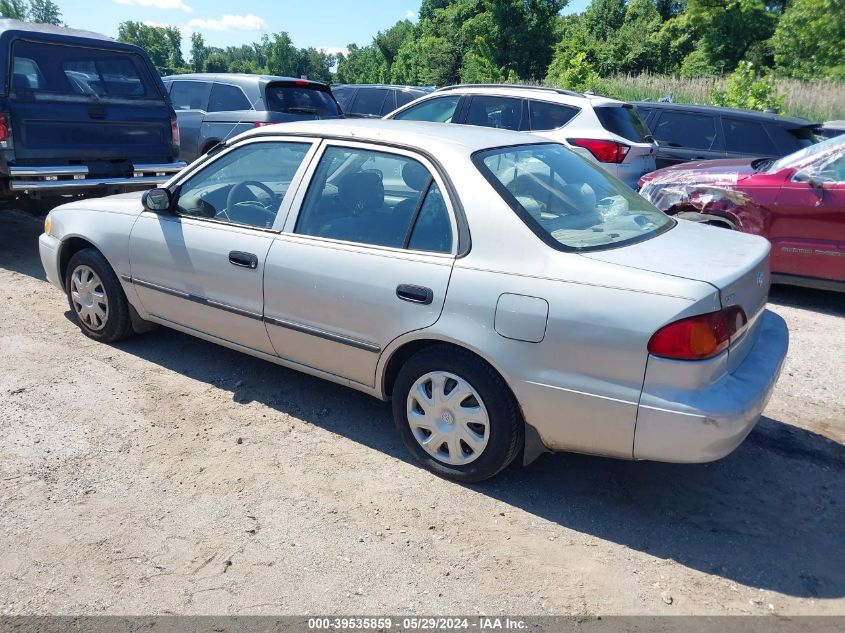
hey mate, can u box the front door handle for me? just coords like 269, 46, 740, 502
229, 251, 258, 269
396, 284, 433, 305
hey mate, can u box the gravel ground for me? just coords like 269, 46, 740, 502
0, 208, 843, 616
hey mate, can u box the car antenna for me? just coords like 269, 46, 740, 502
211, 87, 266, 156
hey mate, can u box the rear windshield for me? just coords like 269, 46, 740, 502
11, 41, 160, 100
264, 83, 341, 116
595, 105, 652, 143
475, 143, 672, 251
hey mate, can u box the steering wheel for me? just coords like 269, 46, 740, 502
223, 181, 277, 224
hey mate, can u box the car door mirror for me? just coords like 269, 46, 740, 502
142, 188, 173, 213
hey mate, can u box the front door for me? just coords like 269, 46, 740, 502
264, 142, 458, 387
129, 138, 318, 353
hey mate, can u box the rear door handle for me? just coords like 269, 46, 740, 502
396, 284, 433, 305
229, 251, 258, 269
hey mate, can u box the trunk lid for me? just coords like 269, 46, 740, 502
584, 220, 771, 356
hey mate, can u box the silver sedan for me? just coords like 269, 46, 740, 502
39, 120, 789, 482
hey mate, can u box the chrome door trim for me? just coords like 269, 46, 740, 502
264, 316, 382, 353
130, 276, 264, 321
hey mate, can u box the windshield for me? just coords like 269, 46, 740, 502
769, 135, 845, 172
265, 84, 341, 116
475, 143, 672, 251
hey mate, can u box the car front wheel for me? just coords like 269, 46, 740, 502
65, 248, 133, 343
392, 346, 524, 482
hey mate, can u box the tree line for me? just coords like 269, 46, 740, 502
2, 0, 842, 89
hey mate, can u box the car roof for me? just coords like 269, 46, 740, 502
334, 84, 432, 91
0, 18, 113, 41
632, 100, 817, 127
432, 84, 623, 106
237, 118, 546, 154
163, 73, 329, 88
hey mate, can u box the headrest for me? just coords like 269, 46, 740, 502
402, 161, 430, 191
339, 171, 384, 210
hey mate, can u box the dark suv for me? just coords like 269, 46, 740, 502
332, 84, 432, 118
634, 102, 819, 169
0, 20, 184, 201
162, 73, 343, 162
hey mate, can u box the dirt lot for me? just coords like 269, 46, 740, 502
0, 208, 843, 616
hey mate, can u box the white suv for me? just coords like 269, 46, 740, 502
386, 84, 657, 188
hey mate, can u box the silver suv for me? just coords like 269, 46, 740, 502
386, 84, 657, 188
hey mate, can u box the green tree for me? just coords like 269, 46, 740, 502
0, 0, 27, 19
190, 32, 209, 73
711, 61, 784, 111
771, 0, 845, 80
374, 20, 414, 68
117, 21, 184, 74
547, 51, 604, 92
27, 0, 60, 24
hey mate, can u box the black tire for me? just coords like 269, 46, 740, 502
392, 345, 524, 482
65, 248, 134, 343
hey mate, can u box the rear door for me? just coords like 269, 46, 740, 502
264, 141, 458, 388
462, 95, 527, 131
348, 87, 390, 117
167, 79, 211, 162
8, 39, 172, 167
650, 110, 725, 168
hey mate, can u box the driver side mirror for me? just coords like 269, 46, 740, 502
142, 188, 173, 213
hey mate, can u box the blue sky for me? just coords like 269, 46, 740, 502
51, 0, 590, 54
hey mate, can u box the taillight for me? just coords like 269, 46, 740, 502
170, 115, 180, 147
254, 121, 274, 128
0, 113, 10, 146
648, 307, 748, 360
568, 138, 629, 163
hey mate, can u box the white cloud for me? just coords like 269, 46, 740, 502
113, 0, 193, 12
186, 13, 266, 32
319, 46, 349, 58
142, 19, 174, 28
404, 9, 417, 20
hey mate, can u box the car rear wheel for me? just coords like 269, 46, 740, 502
65, 248, 133, 343
392, 346, 524, 482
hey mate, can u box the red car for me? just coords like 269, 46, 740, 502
639, 136, 845, 291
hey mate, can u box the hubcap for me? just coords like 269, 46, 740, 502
406, 371, 490, 466
70, 265, 108, 331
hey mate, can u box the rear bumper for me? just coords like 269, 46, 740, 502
633, 310, 789, 462
8, 163, 186, 193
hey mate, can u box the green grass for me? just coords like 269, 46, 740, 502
599, 73, 845, 122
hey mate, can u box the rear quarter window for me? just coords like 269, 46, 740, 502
528, 100, 579, 131
723, 118, 778, 155
11, 40, 160, 100
595, 105, 651, 143
765, 124, 818, 154
208, 83, 251, 112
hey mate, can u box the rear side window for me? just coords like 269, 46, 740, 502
595, 105, 651, 143
652, 111, 721, 151
465, 96, 524, 131
529, 100, 579, 131
12, 41, 159, 100
765, 124, 818, 154
393, 95, 461, 123
350, 88, 389, 116
723, 118, 777, 155
395, 89, 421, 109
208, 83, 251, 112
169, 80, 211, 111
332, 86, 354, 109
265, 84, 341, 116
635, 106, 654, 124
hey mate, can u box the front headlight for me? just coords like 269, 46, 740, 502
43, 213, 52, 236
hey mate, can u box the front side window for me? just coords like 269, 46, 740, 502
475, 143, 672, 251
653, 111, 721, 151
175, 141, 311, 229
208, 83, 252, 112
295, 146, 452, 252
12, 41, 159, 100
169, 80, 211, 110
465, 96, 524, 131
392, 95, 461, 123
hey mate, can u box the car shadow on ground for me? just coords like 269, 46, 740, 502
0, 207, 49, 281
108, 323, 845, 601
769, 284, 845, 318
